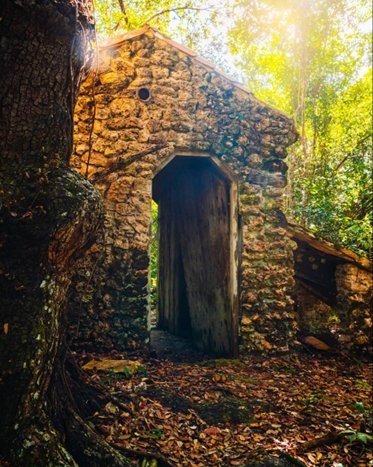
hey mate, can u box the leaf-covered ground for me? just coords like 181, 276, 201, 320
79, 350, 372, 466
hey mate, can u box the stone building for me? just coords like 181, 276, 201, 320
70, 26, 371, 355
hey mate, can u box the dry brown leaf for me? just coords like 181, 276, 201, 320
261, 338, 273, 350
303, 336, 331, 351
204, 427, 220, 436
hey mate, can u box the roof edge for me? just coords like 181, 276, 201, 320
98, 25, 153, 49
287, 220, 372, 271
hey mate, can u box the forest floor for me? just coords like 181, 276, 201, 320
77, 337, 372, 467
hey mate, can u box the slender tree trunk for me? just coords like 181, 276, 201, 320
0, 2, 128, 465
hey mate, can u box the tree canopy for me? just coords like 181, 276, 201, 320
229, 0, 372, 258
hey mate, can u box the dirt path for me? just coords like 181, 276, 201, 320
150, 329, 205, 361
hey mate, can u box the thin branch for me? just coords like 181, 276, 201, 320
144, 5, 217, 25
296, 429, 373, 453
333, 134, 371, 174
112, 443, 176, 467
118, 0, 130, 28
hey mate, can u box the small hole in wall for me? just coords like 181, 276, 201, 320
137, 88, 151, 101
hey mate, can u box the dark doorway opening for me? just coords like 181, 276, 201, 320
152, 156, 237, 356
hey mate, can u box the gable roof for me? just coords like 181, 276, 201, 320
98, 25, 295, 124
99, 25, 248, 89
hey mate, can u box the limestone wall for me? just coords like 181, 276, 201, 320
69, 29, 298, 354
294, 284, 335, 333
336, 264, 372, 352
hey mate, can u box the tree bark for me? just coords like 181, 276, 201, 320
0, 1, 128, 465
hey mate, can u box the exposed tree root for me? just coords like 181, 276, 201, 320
45, 352, 130, 466
49, 351, 177, 466
297, 428, 373, 453
273, 450, 308, 467
247, 448, 307, 467
296, 429, 341, 453
63, 407, 130, 466
112, 443, 176, 467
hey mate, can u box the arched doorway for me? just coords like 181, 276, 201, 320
152, 155, 238, 356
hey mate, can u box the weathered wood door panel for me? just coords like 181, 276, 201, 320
154, 157, 234, 355
157, 185, 192, 338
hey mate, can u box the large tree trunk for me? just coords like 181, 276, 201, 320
0, 2, 128, 465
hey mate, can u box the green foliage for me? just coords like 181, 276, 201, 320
228, 0, 372, 258
99, 365, 147, 384
150, 200, 159, 319
95, 0, 218, 45
95, 0, 240, 76
146, 428, 164, 439
100, 369, 129, 384
348, 431, 373, 444
292, 70, 372, 257
339, 429, 373, 445
354, 401, 367, 414
354, 380, 371, 391
301, 390, 324, 413
141, 458, 158, 467
272, 362, 298, 375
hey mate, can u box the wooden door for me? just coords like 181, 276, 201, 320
154, 157, 234, 355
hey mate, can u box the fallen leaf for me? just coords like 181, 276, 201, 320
261, 338, 272, 350
204, 427, 221, 436
303, 336, 331, 351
